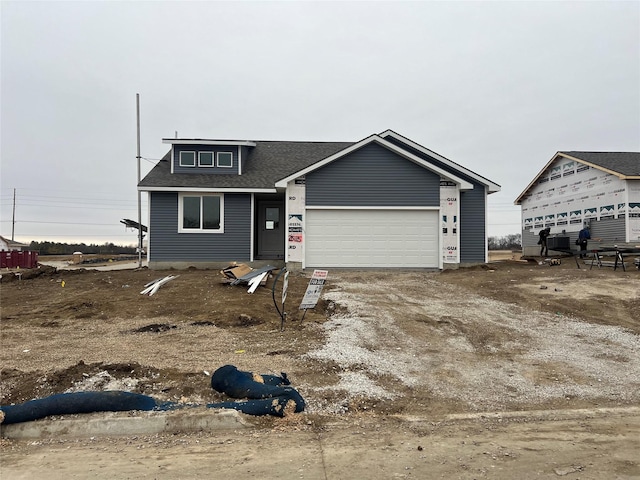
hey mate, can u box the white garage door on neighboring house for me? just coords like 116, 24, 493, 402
305, 209, 439, 268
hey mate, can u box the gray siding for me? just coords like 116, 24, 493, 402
383, 137, 488, 263
522, 229, 538, 248
590, 217, 627, 243
149, 192, 251, 262
306, 142, 440, 206
459, 186, 486, 263
173, 145, 238, 174
522, 218, 628, 257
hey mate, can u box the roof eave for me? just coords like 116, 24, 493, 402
162, 139, 257, 147
514, 152, 563, 205
138, 186, 277, 193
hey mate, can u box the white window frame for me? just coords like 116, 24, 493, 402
178, 193, 225, 233
179, 151, 196, 167
198, 151, 215, 167
217, 151, 233, 168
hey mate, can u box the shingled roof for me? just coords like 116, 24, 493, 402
139, 141, 353, 190
559, 151, 640, 177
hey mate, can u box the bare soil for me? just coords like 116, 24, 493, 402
1, 253, 639, 479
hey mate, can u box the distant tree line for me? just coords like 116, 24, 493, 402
29, 236, 520, 255
488, 234, 522, 251
29, 241, 137, 255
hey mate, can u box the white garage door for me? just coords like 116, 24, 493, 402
305, 209, 439, 268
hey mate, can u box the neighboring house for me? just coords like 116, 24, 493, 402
0, 235, 28, 251
515, 151, 640, 255
138, 130, 500, 270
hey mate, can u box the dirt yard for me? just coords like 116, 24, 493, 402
1, 253, 639, 479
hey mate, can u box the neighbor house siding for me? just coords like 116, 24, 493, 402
305, 142, 440, 206
589, 217, 627, 243
149, 192, 251, 262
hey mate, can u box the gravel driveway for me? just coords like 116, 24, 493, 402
302, 271, 640, 415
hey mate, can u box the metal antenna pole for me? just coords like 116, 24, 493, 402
136, 94, 142, 268
11, 188, 16, 241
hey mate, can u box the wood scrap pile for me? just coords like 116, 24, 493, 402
221, 263, 279, 293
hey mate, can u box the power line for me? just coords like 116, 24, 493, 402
1, 186, 141, 196
1, 195, 145, 204
4, 204, 142, 212
0, 220, 126, 226
19, 234, 138, 238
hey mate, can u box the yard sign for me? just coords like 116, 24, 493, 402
299, 270, 328, 310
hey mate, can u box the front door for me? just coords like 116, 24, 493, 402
255, 199, 285, 259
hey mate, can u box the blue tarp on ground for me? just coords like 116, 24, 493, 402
0, 365, 305, 424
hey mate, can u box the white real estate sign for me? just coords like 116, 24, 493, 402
299, 269, 328, 310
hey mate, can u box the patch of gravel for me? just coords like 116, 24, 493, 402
303, 273, 640, 413
304, 314, 421, 387
65, 371, 140, 393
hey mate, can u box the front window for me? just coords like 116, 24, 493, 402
179, 194, 223, 232
217, 152, 233, 168
179, 151, 196, 167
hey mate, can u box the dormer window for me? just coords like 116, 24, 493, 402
199, 152, 214, 167
179, 151, 196, 167
217, 152, 233, 168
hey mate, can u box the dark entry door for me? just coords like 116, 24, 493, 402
256, 200, 285, 259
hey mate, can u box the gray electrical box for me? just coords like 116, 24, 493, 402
547, 236, 570, 250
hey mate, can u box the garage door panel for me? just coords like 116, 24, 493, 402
305, 209, 439, 268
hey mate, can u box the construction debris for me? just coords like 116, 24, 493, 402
140, 275, 178, 296
247, 271, 269, 293
221, 263, 253, 282
221, 264, 279, 293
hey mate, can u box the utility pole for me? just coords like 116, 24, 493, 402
11, 188, 16, 241
136, 94, 143, 268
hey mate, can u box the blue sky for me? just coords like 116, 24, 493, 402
1, 0, 638, 245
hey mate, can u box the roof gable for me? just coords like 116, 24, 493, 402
379, 130, 501, 193
514, 151, 640, 204
0, 236, 28, 249
274, 134, 474, 190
